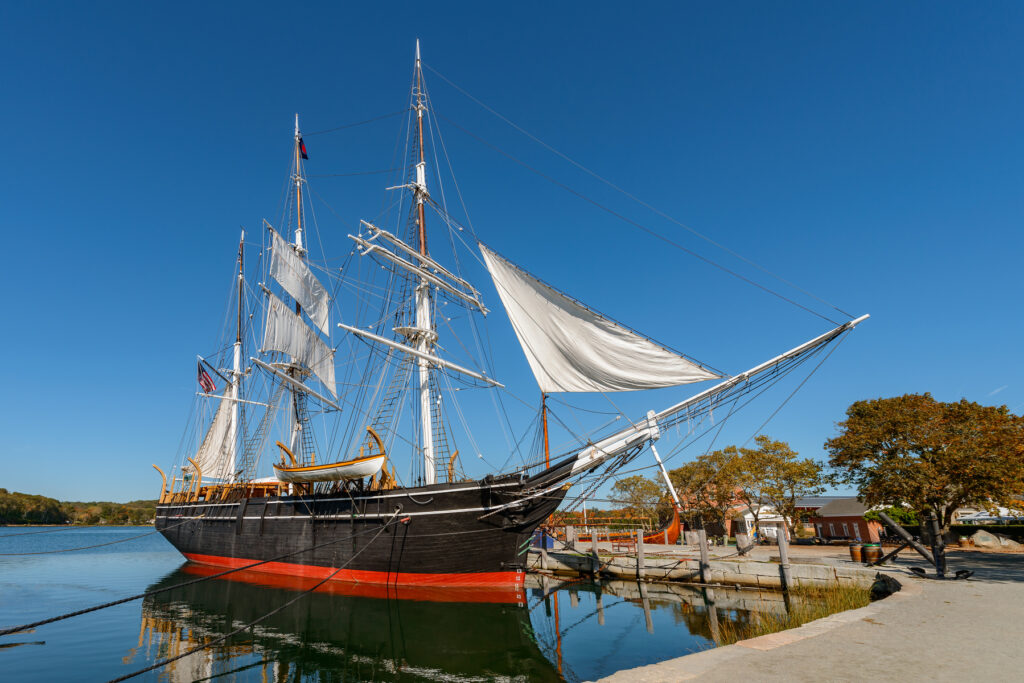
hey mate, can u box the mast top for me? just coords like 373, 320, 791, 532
294, 112, 300, 138
415, 38, 421, 64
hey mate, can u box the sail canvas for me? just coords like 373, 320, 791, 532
262, 291, 337, 396
268, 227, 331, 335
192, 396, 234, 481
480, 244, 720, 393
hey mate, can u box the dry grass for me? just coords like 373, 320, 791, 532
715, 584, 872, 645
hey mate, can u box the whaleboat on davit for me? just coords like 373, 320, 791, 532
153, 42, 866, 589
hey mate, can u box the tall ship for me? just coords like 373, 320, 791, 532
154, 42, 867, 588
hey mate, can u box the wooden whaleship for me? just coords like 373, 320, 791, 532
154, 42, 867, 588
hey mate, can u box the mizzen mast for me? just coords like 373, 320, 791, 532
227, 230, 244, 482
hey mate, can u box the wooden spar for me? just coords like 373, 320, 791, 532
337, 323, 503, 387
152, 464, 167, 503
541, 393, 551, 468
413, 39, 436, 485
294, 114, 304, 253
229, 229, 244, 483
416, 41, 427, 257
187, 457, 203, 502
250, 357, 343, 411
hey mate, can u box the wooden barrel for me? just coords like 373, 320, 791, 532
862, 543, 882, 563
849, 543, 863, 562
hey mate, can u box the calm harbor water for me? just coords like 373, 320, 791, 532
0, 527, 784, 681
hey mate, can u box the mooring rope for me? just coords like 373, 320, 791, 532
0, 518, 197, 556
0, 526, 82, 538
107, 509, 402, 683
0, 511, 401, 637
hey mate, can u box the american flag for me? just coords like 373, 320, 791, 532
197, 362, 216, 393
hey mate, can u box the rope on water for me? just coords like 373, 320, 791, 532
106, 509, 403, 683
0, 511, 401, 637
0, 526, 81, 538
0, 518, 197, 556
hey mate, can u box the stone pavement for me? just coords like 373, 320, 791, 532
594, 551, 1024, 682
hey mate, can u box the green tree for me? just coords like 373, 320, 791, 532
609, 475, 665, 523
749, 436, 826, 534
864, 506, 919, 526
826, 393, 1024, 534
670, 448, 745, 540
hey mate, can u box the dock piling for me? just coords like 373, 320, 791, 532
636, 529, 646, 580
777, 523, 792, 590
698, 529, 710, 584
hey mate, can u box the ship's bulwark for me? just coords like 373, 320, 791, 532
155, 474, 568, 587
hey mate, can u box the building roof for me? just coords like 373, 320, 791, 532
794, 496, 846, 509
816, 498, 869, 517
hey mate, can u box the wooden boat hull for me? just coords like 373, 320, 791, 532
273, 453, 385, 483
155, 473, 570, 587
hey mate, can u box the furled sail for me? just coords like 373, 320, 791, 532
262, 291, 337, 396
480, 244, 721, 393
268, 226, 330, 335
192, 395, 234, 481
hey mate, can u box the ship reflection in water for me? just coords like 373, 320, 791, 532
129, 566, 788, 682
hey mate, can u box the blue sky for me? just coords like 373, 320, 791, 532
1, 2, 1021, 502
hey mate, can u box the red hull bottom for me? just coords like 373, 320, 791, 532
182, 552, 526, 603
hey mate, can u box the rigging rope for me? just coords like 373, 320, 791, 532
0, 518, 195, 556
0, 513, 401, 638
0, 526, 81, 538
106, 510, 402, 682
433, 111, 842, 326
424, 63, 854, 321
304, 109, 410, 136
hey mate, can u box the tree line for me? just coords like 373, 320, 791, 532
0, 489, 157, 526
610, 393, 1024, 535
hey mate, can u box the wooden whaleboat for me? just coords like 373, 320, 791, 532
271, 428, 389, 484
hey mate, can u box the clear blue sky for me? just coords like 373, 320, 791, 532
2, 2, 1021, 502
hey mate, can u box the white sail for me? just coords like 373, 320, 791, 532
192, 395, 234, 481
268, 226, 330, 335
480, 244, 721, 393
262, 291, 337, 396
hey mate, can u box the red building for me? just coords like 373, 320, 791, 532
808, 498, 882, 542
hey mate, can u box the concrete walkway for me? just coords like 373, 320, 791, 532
595, 551, 1024, 682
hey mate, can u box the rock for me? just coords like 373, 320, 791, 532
996, 533, 1022, 550
972, 530, 1001, 548
870, 572, 902, 600
972, 529, 1022, 550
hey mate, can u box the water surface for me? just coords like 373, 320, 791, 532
0, 527, 784, 681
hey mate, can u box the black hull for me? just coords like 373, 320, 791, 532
155, 473, 568, 587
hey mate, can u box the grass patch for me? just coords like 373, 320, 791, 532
715, 584, 872, 645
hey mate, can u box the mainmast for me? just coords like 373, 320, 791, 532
412, 40, 437, 485
227, 230, 244, 483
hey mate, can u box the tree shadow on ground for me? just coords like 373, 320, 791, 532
908, 550, 1024, 584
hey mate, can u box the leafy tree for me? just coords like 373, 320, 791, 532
826, 393, 1024, 534
864, 506, 919, 526
609, 475, 665, 522
748, 436, 825, 534
670, 449, 745, 540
